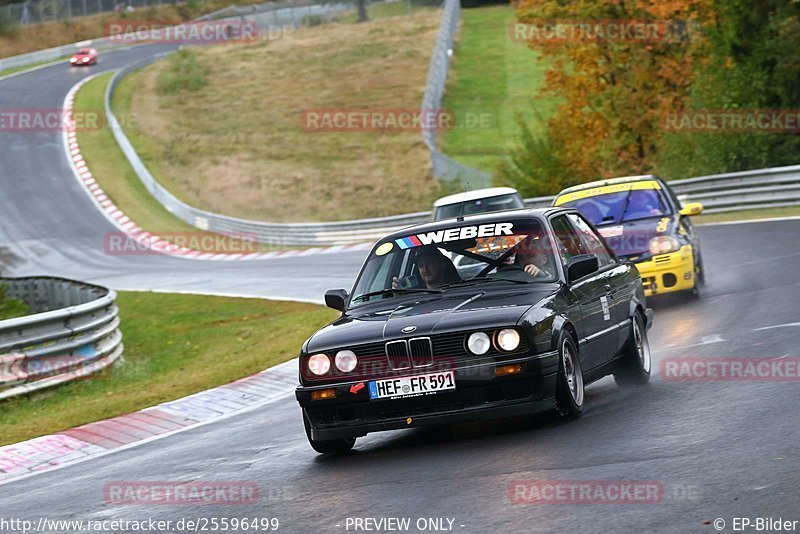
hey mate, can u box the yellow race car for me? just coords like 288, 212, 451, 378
552, 175, 705, 297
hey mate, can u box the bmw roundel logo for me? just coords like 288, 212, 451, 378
401, 326, 417, 334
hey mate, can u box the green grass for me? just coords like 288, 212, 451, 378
76, 72, 204, 236
75, 73, 283, 252
0, 291, 336, 446
115, 12, 446, 222
441, 5, 559, 175
695, 205, 800, 225
339, 1, 439, 22
0, 283, 29, 320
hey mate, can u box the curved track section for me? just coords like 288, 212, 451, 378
0, 44, 366, 302
2, 43, 800, 533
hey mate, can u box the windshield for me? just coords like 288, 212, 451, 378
350, 220, 557, 308
558, 188, 670, 226
77, 49, 91, 54
434, 193, 525, 221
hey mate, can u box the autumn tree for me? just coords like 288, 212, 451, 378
500, 0, 712, 194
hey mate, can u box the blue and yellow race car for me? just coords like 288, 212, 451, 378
552, 175, 705, 297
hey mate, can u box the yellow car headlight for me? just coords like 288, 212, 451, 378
649, 236, 679, 255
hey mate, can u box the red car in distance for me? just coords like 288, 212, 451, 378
69, 48, 98, 66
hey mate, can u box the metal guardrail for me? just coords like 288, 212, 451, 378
0, 277, 123, 401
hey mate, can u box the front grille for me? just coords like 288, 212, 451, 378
654, 255, 671, 265
408, 337, 433, 367
385, 337, 433, 370
385, 340, 411, 370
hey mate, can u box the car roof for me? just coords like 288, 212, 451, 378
433, 187, 521, 207
556, 175, 662, 196
381, 207, 568, 242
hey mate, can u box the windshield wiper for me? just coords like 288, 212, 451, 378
351, 287, 442, 303
618, 188, 635, 223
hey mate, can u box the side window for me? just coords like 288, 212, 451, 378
550, 215, 585, 265
567, 213, 615, 267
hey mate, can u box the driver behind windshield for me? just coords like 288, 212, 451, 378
393, 247, 460, 289
512, 234, 556, 278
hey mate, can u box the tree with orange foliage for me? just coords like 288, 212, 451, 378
500, 0, 712, 194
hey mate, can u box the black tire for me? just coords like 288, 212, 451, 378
554, 331, 584, 419
690, 250, 704, 298
613, 312, 651, 387
303, 411, 355, 454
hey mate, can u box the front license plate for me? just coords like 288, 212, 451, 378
368, 371, 456, 400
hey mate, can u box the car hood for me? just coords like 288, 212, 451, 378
306, 285, 557, 353
595, 216, 675, 257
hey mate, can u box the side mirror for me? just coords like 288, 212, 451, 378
324, 289, 349, 312
567, 255, 599, 283
679, 202, 704, 216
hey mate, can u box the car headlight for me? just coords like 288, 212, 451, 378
467, 332, 491, 355
496, 328, 521, 351
649, 236, 679, 255
82, 57, 90, 62
70, 58, 77, 63
307, 354, 330, 376
334, 350, 358, 373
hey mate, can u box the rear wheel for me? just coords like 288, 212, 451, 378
554, 331, 584, 418
303, 411, 355, 454
613, 312, 651, 387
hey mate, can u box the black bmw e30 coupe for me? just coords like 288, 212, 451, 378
295, 207, 654, 454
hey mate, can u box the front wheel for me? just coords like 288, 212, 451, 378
303, 411, 355, 454
554, 331, 584, 418
613, 312, 651, 387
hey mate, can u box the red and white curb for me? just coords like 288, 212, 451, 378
62, 75, 372, 261
0, 358, 299, 485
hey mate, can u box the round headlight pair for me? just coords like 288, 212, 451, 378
307, 350, 358, 376
467, 329, 521, 355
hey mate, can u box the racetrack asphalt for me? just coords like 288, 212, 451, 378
1, 44, 800, 533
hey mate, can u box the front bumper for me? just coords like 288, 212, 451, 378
636, 245, 695, 297
297, 351, 559, 440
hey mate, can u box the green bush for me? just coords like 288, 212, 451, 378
301, 14, 325, 27
0, 284, 29, 321
156, 49, 209, 95
496, 118, 584, 197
